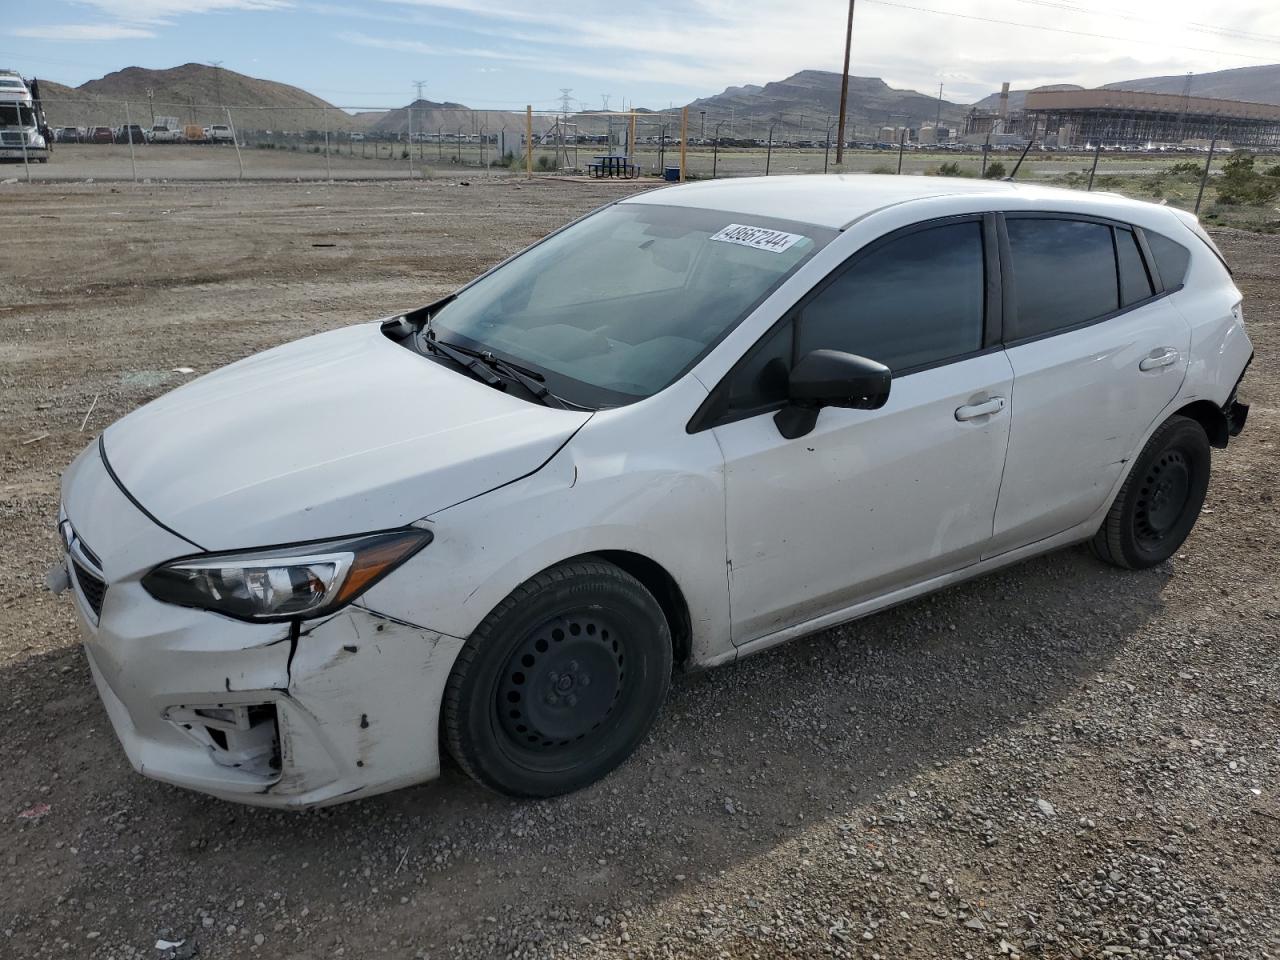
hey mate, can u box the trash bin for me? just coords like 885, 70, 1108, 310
663, 166, 680, 182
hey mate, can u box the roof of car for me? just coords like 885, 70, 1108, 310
622, 174, 1158, 230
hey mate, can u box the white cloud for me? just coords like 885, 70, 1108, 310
354, 0, 1280, 103
72, 0, 290, 26
13, 23, 158, 40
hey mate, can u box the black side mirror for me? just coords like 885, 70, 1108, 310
774, 349, 891, 439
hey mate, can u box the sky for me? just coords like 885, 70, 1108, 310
3, 0, 1280, 110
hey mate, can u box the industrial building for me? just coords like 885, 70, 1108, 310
1022, 87, 1280, 149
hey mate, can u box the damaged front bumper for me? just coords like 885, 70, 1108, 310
57, 443, 464, 808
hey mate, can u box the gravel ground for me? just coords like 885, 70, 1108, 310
1, 179, 1277, 960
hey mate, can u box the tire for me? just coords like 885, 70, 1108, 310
443, 559, 672, 797
1091, 415, 1211, 569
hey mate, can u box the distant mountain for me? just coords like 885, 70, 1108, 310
363, 98, 551, 136
36, 63, 366, 131
1102, 63, 1280, 105
686, 70, 966, 135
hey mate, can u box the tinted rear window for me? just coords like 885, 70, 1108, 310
1006, 218, 1119, 339
1145, 231, 1192, 289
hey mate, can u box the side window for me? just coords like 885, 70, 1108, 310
794, 221, 985, 372
1144, 230, 1192, 289
724, 320, 793, 417
1116, 227, 1154, 306
1006, 218, 1119, 339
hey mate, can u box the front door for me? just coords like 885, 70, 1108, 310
704, 218, 1015, 644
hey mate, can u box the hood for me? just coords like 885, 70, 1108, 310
103, 323, 590, 550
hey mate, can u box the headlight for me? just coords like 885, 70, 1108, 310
142, 528, 432, 622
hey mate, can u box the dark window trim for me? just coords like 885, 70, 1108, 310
687, 213, 993, 434
999, 212, 1179, 348
1133, 225, 1188, 297
1113, 224, 1156, 306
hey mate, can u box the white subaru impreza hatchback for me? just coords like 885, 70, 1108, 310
54, 175, 1251, 807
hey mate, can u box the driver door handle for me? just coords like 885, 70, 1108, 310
955, 396, 1006, 421
1139, 348, 1180, 371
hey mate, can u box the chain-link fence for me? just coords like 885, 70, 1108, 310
9, 95, 1277, 216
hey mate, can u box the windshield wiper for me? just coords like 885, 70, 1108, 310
421, 317, 579, 410
421, 334, 503, 388
475, 351, 575, 410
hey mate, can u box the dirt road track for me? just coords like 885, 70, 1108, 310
1, 179, 1277, 959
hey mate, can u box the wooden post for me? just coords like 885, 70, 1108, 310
525, 105, 533, 179
679, 107, 688, 182
628, 110, 636, 161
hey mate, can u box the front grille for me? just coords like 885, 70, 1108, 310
71, 558, 107, 618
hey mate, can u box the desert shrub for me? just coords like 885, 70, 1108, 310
983, 160, 1007, 179
936, 161, 963, 177
1217, 154, 1280, 205
1167, 160, 1203, 177
535, 155, 554, 171
870, 164, 895, 175
1264, 162, 1280, 178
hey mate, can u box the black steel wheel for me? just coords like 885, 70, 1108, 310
1091, 415, 1211, 569
444, 559, 672, 797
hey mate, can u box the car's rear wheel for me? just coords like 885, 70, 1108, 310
1091, 415, 1211, 569
443, 559, 672, 797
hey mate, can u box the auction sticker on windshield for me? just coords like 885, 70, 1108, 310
709, 224, 807, 254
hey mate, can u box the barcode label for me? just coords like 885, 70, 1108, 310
709, 223, 806, 254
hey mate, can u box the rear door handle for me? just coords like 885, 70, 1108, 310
1139, 348, 1179, 371
955, 396, 1006, 421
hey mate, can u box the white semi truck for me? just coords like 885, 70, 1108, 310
0, 70, 50, 163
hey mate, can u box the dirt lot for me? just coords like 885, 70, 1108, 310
1, 178, 1277, 960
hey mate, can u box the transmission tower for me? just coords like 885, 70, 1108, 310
559, 88, 574, 115
413, 79, 428, 102
601, 93, 612, 111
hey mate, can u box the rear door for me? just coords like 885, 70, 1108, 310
989, 215, 1191, 554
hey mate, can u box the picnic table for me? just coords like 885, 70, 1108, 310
588, 154, 638, 179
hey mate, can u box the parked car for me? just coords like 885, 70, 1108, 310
55, 126, 81, 143
87, 126, 114, 144
147, 122, 182, 143
53, 176, 1251, 808
208, 123, 234, 143
115, 124, 146, 144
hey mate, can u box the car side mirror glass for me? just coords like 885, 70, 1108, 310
774, 349, 892, 439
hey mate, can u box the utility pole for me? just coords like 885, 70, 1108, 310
146, 87, 155, 125
700, 110, 706, 138
835, 0, 855, 165
209, 60, 224, 109
936, 82, 943, 128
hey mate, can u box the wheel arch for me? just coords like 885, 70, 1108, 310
1172, 399, 1229, 449
576, 550, 692, 668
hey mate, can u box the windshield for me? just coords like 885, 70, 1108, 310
0, 104, 36, 128
431, 203, 833, 407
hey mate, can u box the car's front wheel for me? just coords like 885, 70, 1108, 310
443, 559, 672, 797
1091, 414, 1211, 569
